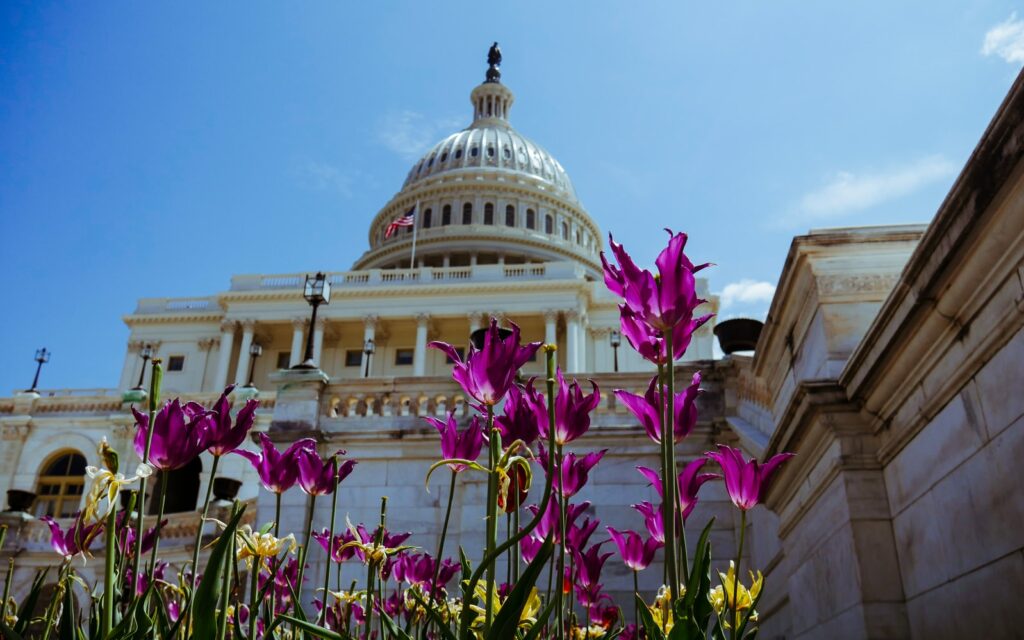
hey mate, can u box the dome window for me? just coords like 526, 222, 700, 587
423, 208, 433, 229
575, 230, 581, 244
487, 146, 495, 158
484, 203, 494, 225
471, 146, 479, 158
442, 205, 452, 226
455, 148, 464, 159
505, 205, 515, 227
503, 146, 511, 159
545, 214, 554, 234
526, 209, 536, 229
441, 151, 448, 162
427, 156, 434, 167
462, 203, 473, 224
561, 222, 569, 240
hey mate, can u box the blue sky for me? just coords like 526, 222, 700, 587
1, 2, 1022, 393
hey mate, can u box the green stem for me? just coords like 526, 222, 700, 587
633, 571, 640, 627
431, 470, 457, 605
132, 360, 162, 589
187, 453, 220, 630
40, 561, 69, 640
731, 510, 746, 640
102, 504, 117, 637
511, 490, 521, 584
296, 492, 317, 606
663, 330, 683, 600
248, 559, 260, 640
484, 405, 498, 634
555, 447, 566, 640
318, 460, 341, 627
147, 471, 169, 576
216, 509, 237, 640
271, 491, 282, 623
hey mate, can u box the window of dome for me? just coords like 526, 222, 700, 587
427, 156, 434, 167
455, 148, 463, 159
518, 148, 527, 161
575, 230, 581, 244
487, 146, 495, 158
471, 146, 479, 157
423, 208, 432, 229
442, 205, 452, 226
505, 205, 515, 227
545, 214, 554, 234
462, 203, 472, 224
34, 451, 87, 518
503, 146, 511, 159
484, 203, 494, 225
526, 209, 536, 229
562, 222, 569, 240
441, 152, 448, 162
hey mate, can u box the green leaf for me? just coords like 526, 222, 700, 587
274, 613, 349, 640
0, 618, 25, 640
519, 597, 557, 640
378, 611, 413, 640
488, 537, 554, 640
58, 574, 77, 640
192, 504, 247, 640
634, 593, 666, 640
409, 589, 457, 640
14, 568, 48, 634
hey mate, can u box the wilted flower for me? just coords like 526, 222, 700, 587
424, 413, 486, 472
83, 461, 152, 521
534, 369, 601, 445
606, 526, 662, 572
336, 519, 415, 571
205, 385, 258, 457
638, 457, 719, 522
41, 512, 103, 559
234, 432, 317, 493
313, 528, 358, 563
705, 445, 794, 511
615, 372, 702, 444
233, 524, 297, 562
429, 318, 541, 406
709, 561, 763, 629
132, 399, 215, 471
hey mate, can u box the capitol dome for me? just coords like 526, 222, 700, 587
353, 45, 601, 274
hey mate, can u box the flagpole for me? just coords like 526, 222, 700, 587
409, 200, 419, 270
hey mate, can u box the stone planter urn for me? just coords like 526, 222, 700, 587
212, 478, 242, 502
713, 318, 764, 354
6, 489, 36, 513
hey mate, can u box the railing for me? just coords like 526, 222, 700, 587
229, 261, 583, 293
133, 297, 219, 314
29, 388, 122, 398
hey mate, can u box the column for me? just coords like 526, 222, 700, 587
213, 320, 237, 391
442, 255, 451, 268
579, 314, 589, 372
234, 319, 256, 385
361, 315, 378, 376
289, 318, 306, 367
470, 253, 478, 267
312, 317, 327, 368
197, 337, 217, 390
543, 310, 558, 348
468, 312, 481, 335
413, 314, 430, 376
565, 310, 580, 373
119, 341, 143, 390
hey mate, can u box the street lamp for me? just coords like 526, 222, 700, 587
245, 342, 263, 387
609, 329, 621, 372
363, 339, 375, 378
294, 272, 331, 369
29, 347, 50, 391
133, 344, 154, 390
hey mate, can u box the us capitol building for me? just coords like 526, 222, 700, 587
1, 48, 1022, 639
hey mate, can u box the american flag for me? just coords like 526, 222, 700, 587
384, 206, 416, 238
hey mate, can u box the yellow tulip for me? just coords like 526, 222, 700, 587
708, 561, 763, 630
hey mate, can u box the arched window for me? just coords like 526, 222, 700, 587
35, 451, 87, 518
575, 230, 581, 244
442, 205, 452, 226
462, 203, 473, 224
484, 203, 494, 225
526, 209, 536, 229
505, 205, 515, 227
423, 208, 432, 229
562, 222, 569, 240
545, 214, 554, 234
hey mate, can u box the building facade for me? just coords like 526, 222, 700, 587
1, 54, 1021, 639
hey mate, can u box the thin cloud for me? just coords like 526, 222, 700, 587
982, 13, 1024, 64
375, 110, 463, 160
718, 279, 776, 311
295, 161, 366, 198
790, 156, 956, 223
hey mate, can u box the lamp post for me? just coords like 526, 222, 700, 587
29, 347, 50, 391
294, 272, 331, 369
609, 329, 621, 373
133, 344, 154, 390
245, 342, 263, 387
363, 339, 375, 378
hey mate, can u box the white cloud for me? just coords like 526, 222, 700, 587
982, 13, 1024, 64
793, 156, 956, 222
719, 279, 776, 310
375, 110, 463, 160
295, 161, 359, 197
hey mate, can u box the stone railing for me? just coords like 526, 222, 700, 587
2, 390, 276, 415
133, 297, 219, 314
228, 261, 584, 293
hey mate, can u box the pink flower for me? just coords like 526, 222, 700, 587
539, 444, 606, 497
705, 445, 794, 511
637, 458, 719, 522
618, 304, 712, 366
41, 512, 102, 558
495, 384, 545, 446
533, 370, 601, 446
631, 501, 665, 544
615, 371, 702, 444
423, 413, 485, 472
205, 385, 258, 457
606, 526, 662, 572
132, 399, 215, 471
429, 318, 541, 406
297, 448, 356, 496
234, 432, 317, 493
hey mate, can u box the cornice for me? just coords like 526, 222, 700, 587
123, 312, 224, 326
219, 278, 592, 303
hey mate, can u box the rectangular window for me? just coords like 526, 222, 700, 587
345, 350, 363, 367
167, 355, 185, 372
394, 348, 415, 366
276, 351, 291, 369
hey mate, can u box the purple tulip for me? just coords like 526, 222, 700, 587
539, 444, 606, 497
116, 511, 165, 556
572, 541, 612, 608
528, 500, 591, 544
532, 369, 601, 446
429, 318, 541, 406
132, 399, 215, 471
41, 513, 103, 558
424, 413, 486, 472
520, 533, 544, 563
297, 448, 356, 496
567, 516, 600, 550
313, 528, 358, 563
206, 385, 259, 457
705, 444, 795, 511
495, 384, 545, 446
393, 553, 458, 592
631, 501, 665, 544
615, 372, 702, 445
619, 304, 713, 366
602, 229, 710, 332
607, 526, 662, 572
234, 432, 317, 493
637, 458, 719, 522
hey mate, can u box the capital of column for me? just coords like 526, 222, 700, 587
292, 317, 309, 330
363, 314, 380, 330
240, 318, 258, 332
197, 337, 219, 352
219, 319, 238, 334
543, 309, 560, 322
315, 316, 329, 330
415, 313, 431, 327
563, 309, 580, 322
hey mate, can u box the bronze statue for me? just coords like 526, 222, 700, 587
485, 42, 502, 83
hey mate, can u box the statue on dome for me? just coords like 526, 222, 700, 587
485, 42, 502, 83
